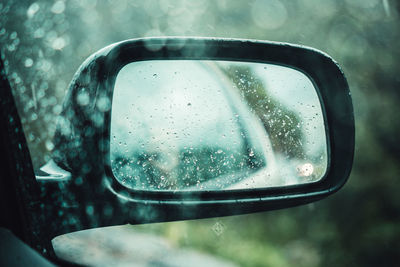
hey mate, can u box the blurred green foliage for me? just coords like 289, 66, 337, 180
113, 146, 265, 190
1, 0, 400, 266
223, 65, 304, 158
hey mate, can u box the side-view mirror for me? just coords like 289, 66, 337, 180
38, 37, 354, 240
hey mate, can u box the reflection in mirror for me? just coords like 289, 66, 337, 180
110, 60, 327, 191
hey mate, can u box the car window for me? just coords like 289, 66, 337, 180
1, 1, 399, 266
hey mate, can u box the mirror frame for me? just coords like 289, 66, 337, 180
47, 37, 354, 235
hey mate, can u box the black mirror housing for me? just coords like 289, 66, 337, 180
43, 37, 354, 237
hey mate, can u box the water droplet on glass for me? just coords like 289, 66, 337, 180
45, 140, 54, 151
212, 221, 226, 236
76, 90, 89, 106
24, 58, 33, 67
249, 149, 254, 157
27, 3, 40, 18
51, 0, 65, 14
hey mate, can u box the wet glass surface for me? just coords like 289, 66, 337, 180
111, 60, 327, 190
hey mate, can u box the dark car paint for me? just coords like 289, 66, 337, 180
0, 56, 81, 267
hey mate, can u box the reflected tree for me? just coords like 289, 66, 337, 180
223, 65, 305, 159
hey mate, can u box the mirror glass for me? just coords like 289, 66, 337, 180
110, 60, 327, 191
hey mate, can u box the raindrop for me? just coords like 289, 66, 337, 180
34, 28, 45, 38
24, 58, 33, 67
45, 140, 54, 151
85, 205, 94, 216
212, 221, 226, 236
251, 0, 287, 30
52, 37, 66, 50
249, 149, 254, 157
30, 113, 38, 121
10, 31, 17, 39
76, 90, 89, 106
97, 96, 111, 112
27, 2, 40, 18
51, 1, 65, 14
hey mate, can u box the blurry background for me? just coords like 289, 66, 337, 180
1, 0, 399, 266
